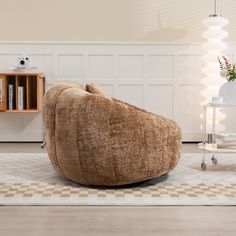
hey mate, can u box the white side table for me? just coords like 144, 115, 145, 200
198, 102, 236, 170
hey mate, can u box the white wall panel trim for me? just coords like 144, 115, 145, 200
0, 42, 235, 142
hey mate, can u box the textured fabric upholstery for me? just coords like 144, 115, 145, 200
86, 83, 111, 100
43, 82, 182, 186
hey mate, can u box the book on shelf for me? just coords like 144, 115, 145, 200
18, 86, 24, 110
217, 143, 236, 149
216, 132, 236, 149
215, 132, 236, 142
0, 77, 6, 111
8, 84, 13, 110
0, 79, 2, 104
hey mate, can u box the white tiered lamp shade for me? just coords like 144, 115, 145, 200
201, 15, 228, 133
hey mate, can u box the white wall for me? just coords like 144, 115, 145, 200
1, 42, 234, 142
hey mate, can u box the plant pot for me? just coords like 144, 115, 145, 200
219, 80, 236, 105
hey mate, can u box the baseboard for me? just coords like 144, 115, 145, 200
0, 141, 42, 143
0, 141, 198, 144
182, 141, 201, 144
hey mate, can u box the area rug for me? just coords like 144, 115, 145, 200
0, 153, 236, 205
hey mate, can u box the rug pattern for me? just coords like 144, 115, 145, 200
0, 153, 236, 205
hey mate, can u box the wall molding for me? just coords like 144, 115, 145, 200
0, 42, 235, 142
0, 41, 235, 45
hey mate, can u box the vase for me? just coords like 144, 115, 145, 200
219, 80, 236, 105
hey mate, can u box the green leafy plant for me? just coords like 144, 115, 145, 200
218, 56, 236, 81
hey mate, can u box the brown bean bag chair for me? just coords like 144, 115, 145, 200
43, 82, 181, 186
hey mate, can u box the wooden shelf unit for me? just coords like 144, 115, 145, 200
0, 71, 45, 112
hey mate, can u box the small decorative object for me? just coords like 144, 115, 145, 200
218, 56, 236, 105
219, 80, 236, 105
212, 96, 224, 104
218, 56, 236, 81
8, 56, 37, 71
16, 57, 30, 68
216, 132, 236, 149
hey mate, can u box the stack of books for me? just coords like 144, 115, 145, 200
216, 132, 236, 149
8, 84, 24, 110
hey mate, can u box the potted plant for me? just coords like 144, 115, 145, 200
218, 56, 236, 105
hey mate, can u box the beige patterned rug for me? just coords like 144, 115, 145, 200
0, 153, 236, 205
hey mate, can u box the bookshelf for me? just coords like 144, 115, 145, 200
0, 71, 45, 112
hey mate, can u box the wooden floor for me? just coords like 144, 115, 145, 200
1, 206, 236, 236
0, 143, 235, 236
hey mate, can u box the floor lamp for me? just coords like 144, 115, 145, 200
201, 0, 228, 142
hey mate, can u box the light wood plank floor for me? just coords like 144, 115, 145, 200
1, 206, 236, 236
0, 143, 235, 236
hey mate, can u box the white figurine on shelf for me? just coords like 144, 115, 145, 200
8, 55, 38, 71
16, 57, 30, 68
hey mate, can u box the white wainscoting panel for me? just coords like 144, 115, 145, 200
176, 84, 202, 141
149, 55, 174, 80
0, 54, 20, 71
146, 85, 173, 119
29, 54, 53, 79
175, 55, 202, 81
119, 55, 144, 80
58, 54, 83, 80
116, 85, 144, 108
88, 55, 113, 80
0, 42, 235, 142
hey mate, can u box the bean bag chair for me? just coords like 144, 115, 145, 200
43, 82, 181, 186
